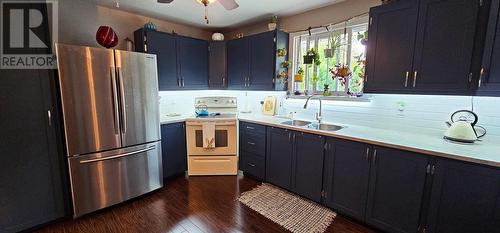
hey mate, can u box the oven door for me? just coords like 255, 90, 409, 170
186, 121, 237, 156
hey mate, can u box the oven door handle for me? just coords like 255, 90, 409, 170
186, 121, 236, 126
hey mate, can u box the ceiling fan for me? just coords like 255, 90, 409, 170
157, 0, 239, 24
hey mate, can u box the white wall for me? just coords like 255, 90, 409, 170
58, 0, 211, 49
159, 91, 500, 138
224, 0, 379, 39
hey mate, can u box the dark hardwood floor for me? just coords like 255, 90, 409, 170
35, 175, 377, 233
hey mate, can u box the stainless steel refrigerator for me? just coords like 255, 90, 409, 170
55, 44, 162, 217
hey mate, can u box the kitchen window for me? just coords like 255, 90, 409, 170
291, 18, 368, 95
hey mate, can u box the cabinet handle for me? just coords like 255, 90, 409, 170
222, 76, 226, 87
365, 147, 370, 161
47, 110, 52, 126
288, 133, 291, 143
177, 78, 181, 87
248, 163, 256, 167
372, 149, 377, 165
292, 133, 296, 143
182, 78, 185, 87
247, 141, 256, 145
413, 71, 418, 87
404, 71, 409, 87
479, 67, 484, 87
246, 126, 255, 130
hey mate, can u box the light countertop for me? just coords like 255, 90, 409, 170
161, 113, 500, 168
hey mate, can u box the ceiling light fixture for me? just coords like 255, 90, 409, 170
196, 0, 216, 24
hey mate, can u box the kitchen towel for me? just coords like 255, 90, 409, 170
202, 122, 216, 149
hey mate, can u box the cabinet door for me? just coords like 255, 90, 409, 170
147, 30, 180, 90
160, 123, 187, 178
365, 0, 419, 93
249, 31, 275, 90
323, 139, 371, 221
480, 0, 500, 96
178, 37, 208, 89
266, 127, 293, 189
209, 41, 227, 88
227, 38, 249, 89
0, 70, 68, 232
426, 159, 500, 233
411, 0, 480, 93
366, 147, 429, 233
292, 132, 325, 202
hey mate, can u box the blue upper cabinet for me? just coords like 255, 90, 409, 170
208, 41, 227, 89
365, 0, 419, 93
426, 159, 500, 233
134, 29, 208, 90
136, 29, 179, 91
249, 31, 275, 90
366, 146, 429, 233
479, 0, 500, 96
366, 0, 487, 95
227, 30, 289, 91
178, 36, 208, 89
227, 37, 250, 89
411, 0, 481, 94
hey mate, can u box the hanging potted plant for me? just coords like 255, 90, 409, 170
282, 60, 292, 68
294, 67, 305, 82
277, 48, 287, 57
303, 48, 321, 65
324, 34, 340, 58
357, 31, 368, 46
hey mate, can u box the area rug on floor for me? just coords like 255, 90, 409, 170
238, 183, 337, 233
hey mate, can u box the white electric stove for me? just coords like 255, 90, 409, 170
185, 97, 238, 176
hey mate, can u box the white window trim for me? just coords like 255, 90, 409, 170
288, 16, 369, 96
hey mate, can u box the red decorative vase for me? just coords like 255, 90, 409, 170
96, 26, 118, 48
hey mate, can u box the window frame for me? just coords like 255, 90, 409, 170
290, 18, 369, 95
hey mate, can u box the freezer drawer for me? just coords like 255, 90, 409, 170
68, 142, 162, 217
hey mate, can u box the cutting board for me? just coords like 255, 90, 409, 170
262, 96, 277, 116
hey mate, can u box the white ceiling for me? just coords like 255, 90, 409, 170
94, 0, 345, 29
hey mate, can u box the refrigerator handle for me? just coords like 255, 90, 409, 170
117, 67, 127, 134
79, 145, 156, 164
110, 67, 120, 135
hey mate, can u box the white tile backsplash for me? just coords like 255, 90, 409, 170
159, 91, 500, 137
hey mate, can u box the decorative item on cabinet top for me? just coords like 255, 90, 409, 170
268, 15, 278, 31
144, 21, 157, 31
96, 26, 118, 49
212, 32, 224, 41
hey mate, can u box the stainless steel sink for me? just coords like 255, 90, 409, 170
310, 123, 344, 132
281, 120, 311, 127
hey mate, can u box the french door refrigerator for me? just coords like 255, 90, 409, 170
55, 44, 162, 217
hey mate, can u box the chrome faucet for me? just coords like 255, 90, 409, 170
304, 95, 323, 124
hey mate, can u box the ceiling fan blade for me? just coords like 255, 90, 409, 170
218, 0, 239, 10
157, 0, 174, 3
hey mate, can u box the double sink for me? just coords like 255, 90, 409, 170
281, 120, 344, 132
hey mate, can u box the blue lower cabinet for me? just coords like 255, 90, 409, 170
160, 123, 187, 179
366, 146, 429, 233
322, 138, 371, 221
425, 159, 500, 233
266, 127, 294, 189
291, 132, 325, 202
239, 151, 266, 180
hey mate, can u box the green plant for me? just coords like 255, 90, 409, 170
297, 66, 304, 75
270, 16, 278, 24
305, 48, 321, 66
